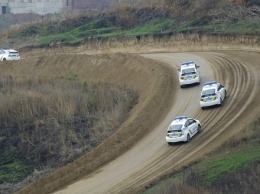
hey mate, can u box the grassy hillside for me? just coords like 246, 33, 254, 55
1, 0, 260, 49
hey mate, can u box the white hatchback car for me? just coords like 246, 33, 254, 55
200, 81, 227, 109
0, 48, 20, 61
178, 61, 200, 88
166, 116, 201, 144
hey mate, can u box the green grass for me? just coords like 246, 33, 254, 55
0, 136, 6, 143
39, 26, 120, 45
144, 142, 260, 194
219, 21, 260, 33
36, 17, 260, 46
38, 18, 173, 45
124, 18, 173, 36
0, 155, 33, 183
190, 21, 260, 34
201, 144, 260, 184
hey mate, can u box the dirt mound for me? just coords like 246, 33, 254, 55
9, 52, 176, 194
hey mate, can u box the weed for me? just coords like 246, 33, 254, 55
0, 75, 138, 186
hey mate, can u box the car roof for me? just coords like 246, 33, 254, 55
181, 61, 196, 69
1, 48, 18, 52
170, 116, 189, 125
202, 81, 219, 90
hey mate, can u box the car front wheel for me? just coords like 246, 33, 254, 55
219, 97, 222, 106
186, 134, 190, 142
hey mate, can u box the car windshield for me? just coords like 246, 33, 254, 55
181, 68, 195, 75
201, 89, 216, 97
167, 124, 182, 133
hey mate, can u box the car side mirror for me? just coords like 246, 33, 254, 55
197, 66, 200, 68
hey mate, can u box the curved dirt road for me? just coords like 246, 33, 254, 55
53, 51, 260, 194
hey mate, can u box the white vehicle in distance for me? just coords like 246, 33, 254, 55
0, 48, 20, 61
200, 81, 227, 109
178, 61, 200, 88
166, 116, 201, 145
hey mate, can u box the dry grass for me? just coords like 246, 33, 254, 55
0, 74, 138, 190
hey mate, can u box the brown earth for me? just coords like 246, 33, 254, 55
9, 36, 260, 194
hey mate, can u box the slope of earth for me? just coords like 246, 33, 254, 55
51, 50, 260, 194
1, 52, 175, 194
13, 48, 260, 194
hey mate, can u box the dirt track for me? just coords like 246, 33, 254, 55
13, 49, 260, 194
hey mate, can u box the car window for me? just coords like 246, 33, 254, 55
184, 121, 189, 127
188, 119, 192, 125
201, 89, 216, 97
168, 124, 182, 132
188, 119, 195, 125
181, 68, 196, 75
191, 119, 196, 124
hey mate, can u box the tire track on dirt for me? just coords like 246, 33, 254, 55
15, 51, 260, 194
97, 51, 260, 194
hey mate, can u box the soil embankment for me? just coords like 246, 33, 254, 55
9, 52, 176, 194
11, 34, 260, 194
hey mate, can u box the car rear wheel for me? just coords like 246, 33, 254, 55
197, 125, 201, 133
186, 134, 190, 142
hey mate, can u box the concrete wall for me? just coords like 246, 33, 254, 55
0, 0, 103, 15
0, 0, 68, 15
0, 0, 8, 15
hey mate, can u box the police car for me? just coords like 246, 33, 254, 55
200, 81, 227, 109
178, 61, 200, 88
0, 48, 20, 61
166, 116, 201, 144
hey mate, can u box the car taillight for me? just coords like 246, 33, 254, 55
212, 94, 219, 100
181, 76, 186, 80
201, 98, 205, 102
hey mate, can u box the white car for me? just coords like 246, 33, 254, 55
166, 116, 201, 144
200, 81, 227, 109
178, 61, 200, 88
0, 48, 20, 61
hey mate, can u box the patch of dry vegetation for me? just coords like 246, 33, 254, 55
0, 74, 138, 193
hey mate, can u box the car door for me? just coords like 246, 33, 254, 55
195, 64, 200, 77
219, 85, 226, 100
187, 119, 197, 137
